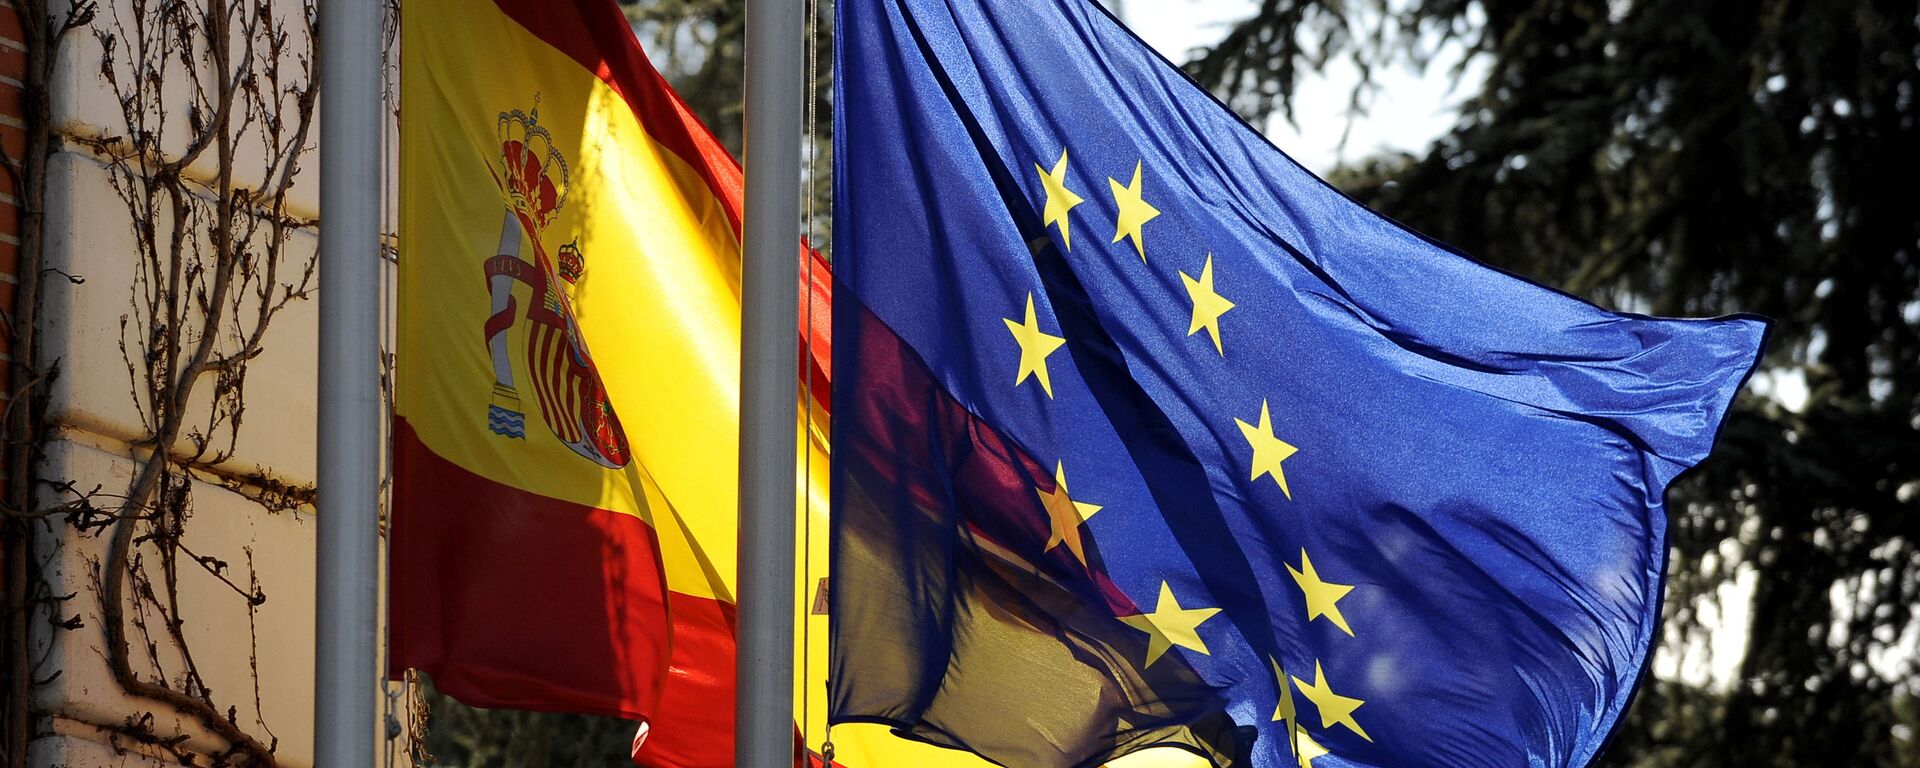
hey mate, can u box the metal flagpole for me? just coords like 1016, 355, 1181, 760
315, 0, 383, 763
739, 0, 804, 762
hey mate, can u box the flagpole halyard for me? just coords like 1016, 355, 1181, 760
740, 0, 805, 763
800, 0, 823, 752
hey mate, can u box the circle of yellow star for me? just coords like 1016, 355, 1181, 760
1118, 582, 1221, 667
1291, 661, 1372, 742
1180, 253, 1236, 355
1035, 149, 1085, 251
1002, 293, 1067, 398
1038, 461, 1102, 565
1109, 160, 1161, 262
1234, 399, 1299, 499
1287, 549, 1356, 636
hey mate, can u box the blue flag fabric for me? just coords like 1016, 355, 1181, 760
829, 0, 1769, 766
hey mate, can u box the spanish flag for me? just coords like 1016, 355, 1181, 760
392, 0, 744, 762
392, 2, 971, 764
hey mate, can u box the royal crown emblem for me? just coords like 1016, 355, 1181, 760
481, 101, 632, 469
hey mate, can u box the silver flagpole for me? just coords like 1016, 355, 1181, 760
739, 0, 804, 762
315, 0, 383, 763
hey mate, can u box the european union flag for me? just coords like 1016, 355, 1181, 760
828, 0, 1768, 766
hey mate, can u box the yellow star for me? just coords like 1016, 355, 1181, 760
1180, 254, 1236, 355
1291, 661, 1372, 742
1271, 655, 1299, 733
1109, 160, 1161, 262
1270, 659, 1333, 766
1287, 549, 1356, 636
1035, 149, 1085, 251
1294, 731, 1330, 767
1118, 582, 1221, 667
1234, 400, 1299, 499
1038, 461, 1103, 565
1002, 293, 1067, 398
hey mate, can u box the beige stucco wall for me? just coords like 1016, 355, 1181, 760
26, 0, 397, 764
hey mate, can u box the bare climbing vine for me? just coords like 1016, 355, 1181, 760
48, 0, 321, 762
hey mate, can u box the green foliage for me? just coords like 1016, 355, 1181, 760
1198, 1, 1920, 765
619, 0, 745, 153
420, 677, 639, 767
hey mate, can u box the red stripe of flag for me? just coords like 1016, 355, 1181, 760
391, 418, 688, 719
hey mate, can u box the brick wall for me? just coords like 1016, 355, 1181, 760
0, 0, 24, 422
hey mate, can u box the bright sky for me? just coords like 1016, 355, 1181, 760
1116, 0, 1483, 175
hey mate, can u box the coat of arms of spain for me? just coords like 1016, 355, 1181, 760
481, 103, 633, 470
